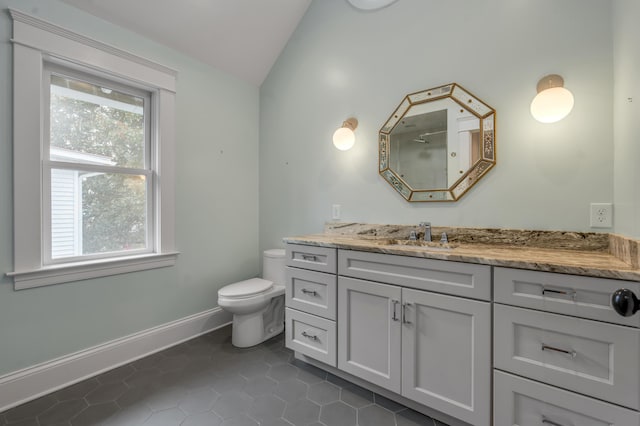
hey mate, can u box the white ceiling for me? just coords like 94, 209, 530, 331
60, 0, 312, 86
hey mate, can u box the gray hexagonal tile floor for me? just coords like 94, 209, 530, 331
0, 326, 449, 425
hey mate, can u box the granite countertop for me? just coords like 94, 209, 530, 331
283, 223, 640, 282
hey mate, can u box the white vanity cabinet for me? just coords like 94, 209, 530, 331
284, 242, 640, 426
337, 251, 492, 426
493, 267, 640, 426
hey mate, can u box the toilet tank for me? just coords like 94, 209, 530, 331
263, 249, 286, 285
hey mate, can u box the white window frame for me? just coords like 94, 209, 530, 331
7, 10, 178, 290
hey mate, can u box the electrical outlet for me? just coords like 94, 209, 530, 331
590, 203, 613, 228
332, 204, 341, 220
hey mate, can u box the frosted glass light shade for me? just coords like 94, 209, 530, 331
333, 127, 356, 150
347, 0, 399, 10
530, 74, 574, 123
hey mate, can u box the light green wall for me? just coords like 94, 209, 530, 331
613, 0, 640, 238
259, 0, 614, 251
0, 1, 260, 375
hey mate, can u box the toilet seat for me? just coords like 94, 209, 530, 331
218, 278, 273, 299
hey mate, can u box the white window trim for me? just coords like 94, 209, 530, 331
7, 9, 178, 290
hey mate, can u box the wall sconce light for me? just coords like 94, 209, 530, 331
333, 117, 358, 151
530, 74, 574, 123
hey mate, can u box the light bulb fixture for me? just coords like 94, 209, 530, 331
347, 0, 399, 11
333, 117, 358, 151
530, 74, 574, 123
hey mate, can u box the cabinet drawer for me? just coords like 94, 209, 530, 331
286, 244, 337, 274
494, 267, 640, 327
494, 371, 640, 426
285, 267, 337, 320
338, 249, 491, 300
285, 308, 336, 367
494, 304, 640, 409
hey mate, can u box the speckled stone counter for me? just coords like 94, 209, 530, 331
283, 223, 640, 282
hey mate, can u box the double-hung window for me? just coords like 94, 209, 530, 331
45, 65, 153, 262
9, 10, 178, 289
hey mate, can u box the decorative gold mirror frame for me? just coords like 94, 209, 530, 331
379, 83, 496, 202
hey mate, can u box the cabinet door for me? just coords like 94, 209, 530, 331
402, 288, 491, 426
338, 276, 402, 393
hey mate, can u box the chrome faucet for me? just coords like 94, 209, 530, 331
418, 222, 431, 242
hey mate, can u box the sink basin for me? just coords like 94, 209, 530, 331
386, 239, 457, 251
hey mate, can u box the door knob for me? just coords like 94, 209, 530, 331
611, 289, 640, 317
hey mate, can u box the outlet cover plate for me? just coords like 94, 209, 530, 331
590, 203, 613, 228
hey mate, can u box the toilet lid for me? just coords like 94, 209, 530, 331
218, 278, 273, 298
264, 248, 285, 258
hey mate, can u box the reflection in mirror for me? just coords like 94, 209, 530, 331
379, 83, 495, 202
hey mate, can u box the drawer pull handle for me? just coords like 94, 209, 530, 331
542, 417, 567, 426
301, 288, 318, 296
301, 254, 318, 261
392, 300, 399, 321
542, 287, 576, 299
402, 302, 412, 324
301, 331, 319, 341
541, 344, 577, 358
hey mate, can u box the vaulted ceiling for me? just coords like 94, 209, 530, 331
60, 0, 312, 86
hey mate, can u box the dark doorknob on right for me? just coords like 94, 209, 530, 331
611, 288, 640, 317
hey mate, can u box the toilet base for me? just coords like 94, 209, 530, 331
231, 314, 284, 348
231, 295, 285, 348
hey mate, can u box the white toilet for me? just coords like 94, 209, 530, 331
217, 249, 286, 348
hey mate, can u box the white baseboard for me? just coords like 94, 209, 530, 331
0, 307, 232, 412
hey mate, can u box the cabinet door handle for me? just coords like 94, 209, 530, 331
402, 302, 412, 324
301, 254, 318, 261
391, 300, 399, 321
542, 417, 567, 426
301, 331, 319, 341
301, 288, 318, 296
541, 344, 577, 358
542, 287, 576, 299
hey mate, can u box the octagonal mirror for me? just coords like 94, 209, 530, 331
379, 83, 496, 202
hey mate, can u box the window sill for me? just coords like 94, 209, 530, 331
7, 252, 179, 290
